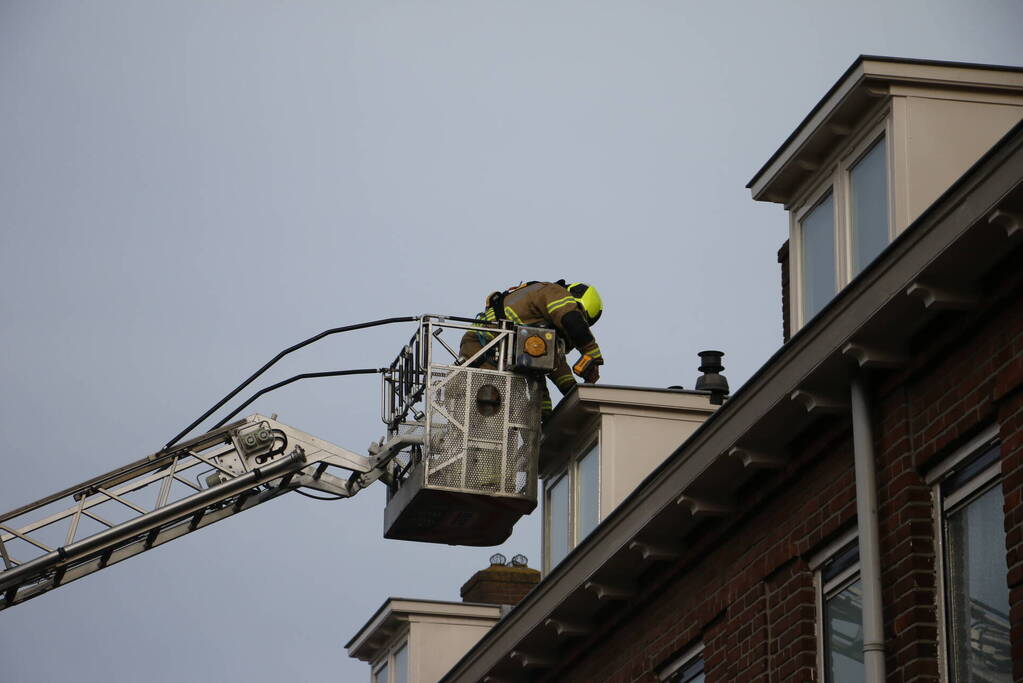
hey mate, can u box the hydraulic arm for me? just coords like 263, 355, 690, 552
0, 414, 419, 611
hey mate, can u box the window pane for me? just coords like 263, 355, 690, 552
393, 643, 408, 683
548, 475, 569, 569
374, 662, 388, 683
850, 137, 889, 275
821, 543, 859, 584
800, 192, 836, 320
577, 444, 599, 541
662, 654, 704, 683
946, 484, 1011, 681
674, 658, 705, 683
942, 444, 999, 496
684, 670, 705, 683
825, 579, 864, 683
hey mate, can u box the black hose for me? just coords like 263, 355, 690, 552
165, 316, 417, 448
293, 490, 347, 501
208, 368, 385, 431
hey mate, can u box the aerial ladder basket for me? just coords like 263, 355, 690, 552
381, 316, 556, 545
0, 315, 557, 611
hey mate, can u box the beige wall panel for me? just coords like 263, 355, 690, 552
409, 620, 494, 683
902, 96, 1023, 227
601, 413, 704, 518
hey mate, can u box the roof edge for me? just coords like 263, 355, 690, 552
345, 597, 503, 651
746, 55, 1023, 195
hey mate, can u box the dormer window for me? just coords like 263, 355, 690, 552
848, 135, 890, 274
539, 386, 718, 575
348, 598, 504, 682
576, 442, 600, 540
799, 190, 837, 320
794, 120, 893, 326
752, 58, 1023, 338
373, 641, 408, 683
544, 438, 599, 572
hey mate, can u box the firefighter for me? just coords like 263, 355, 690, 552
459, 280, 604, 417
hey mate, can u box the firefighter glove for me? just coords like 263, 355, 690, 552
573, 353, 602, 383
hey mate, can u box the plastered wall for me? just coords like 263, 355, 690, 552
407, 617, 495, 683
599, 410, 709, 519
891, 88, 1023, 231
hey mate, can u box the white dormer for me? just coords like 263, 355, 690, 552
538, 385, 717, 574
346, 599, 502, 683
748, 57, 1023, 335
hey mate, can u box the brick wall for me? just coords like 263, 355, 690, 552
460, 564, 540, 605
1001, 388, 1023, 676
538, 269, 1023, 682
548, 436, 856, 683
992, 268, 1023, 681
778, 241, 790, 344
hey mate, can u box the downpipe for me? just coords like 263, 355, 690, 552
850, 372, 886, 682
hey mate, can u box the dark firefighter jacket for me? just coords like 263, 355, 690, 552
460, 281, 602, 396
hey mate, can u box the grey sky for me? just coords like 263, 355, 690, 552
1, 1, 1021, 681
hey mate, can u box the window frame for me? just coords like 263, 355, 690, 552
788, 109, 892, 331
544, 470, 571, 572
842, 130, 893, 278
371, 637, 409, 683
574, 438, 601, 543
543, 433, 600, 573
392, 640, 409, 683
811, 528, 861, 681
927, 425, 1003, 682
658, 642, 705, 682
796, 186, 838, 323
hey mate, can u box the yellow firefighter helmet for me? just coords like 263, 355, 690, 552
567, 282, 603, 325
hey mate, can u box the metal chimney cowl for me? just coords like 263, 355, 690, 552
694, 350, 729, 405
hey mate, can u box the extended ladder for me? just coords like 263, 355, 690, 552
0, 415, 417, 611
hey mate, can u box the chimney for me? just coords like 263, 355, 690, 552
695, 350, 729, 405
460, 554, 540, 605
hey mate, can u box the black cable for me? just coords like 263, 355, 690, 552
208, 368, 385, 431
293, 490, 347, 501
165, 316, 418, 448
265, 429, 288, 459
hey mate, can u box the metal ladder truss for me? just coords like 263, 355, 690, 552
0, 414, 408, 612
